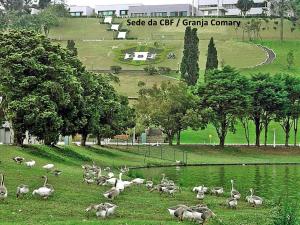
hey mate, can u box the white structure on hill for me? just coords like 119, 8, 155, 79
68, 5, 94, 16
95, 4, 143, 17
198, 0, 270, 16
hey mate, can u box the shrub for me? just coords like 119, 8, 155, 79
138, 81, 146, 87
144, 65, 158, 75
110, 65, 122, 74
158, 67, 171, 74
272, 201, 299, 225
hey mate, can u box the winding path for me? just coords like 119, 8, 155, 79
254, 44, 276, 67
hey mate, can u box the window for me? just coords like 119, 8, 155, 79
179, 11, 187, 16
170, 11, 179, 16
120, 10, 128, 16
98, 10, 115, 16
223, 4, 237, 9
70, 12, 82, 16
151, 12, 167, 17
131, 13, 147, 17
252, 2, 267, 8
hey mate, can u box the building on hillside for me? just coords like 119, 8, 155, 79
128, 4, 200, 17
0, 121, 12, 144
94, 4, 143, 17
198, 0, 270, 16
68, 5, 94, 17
0, 121, 42, 145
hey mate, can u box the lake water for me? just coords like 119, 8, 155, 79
133, 165, 300, 200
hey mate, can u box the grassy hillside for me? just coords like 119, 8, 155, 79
50, 18, 300, 41
3, 144, 300, 224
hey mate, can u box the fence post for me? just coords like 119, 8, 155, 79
182, 150, 184, 163
185, 152, 188, 164
161, 145, 163, 160
148, 143, 150, 157
174, 149, 175, 161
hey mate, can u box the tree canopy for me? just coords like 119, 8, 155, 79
180, 26, 200, 86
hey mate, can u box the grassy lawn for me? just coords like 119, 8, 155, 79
2, 144, 299, 224
242, 40, 300, 76
180, 120, 299, 145
112, 72, 177, 97
50, 18, 299, 41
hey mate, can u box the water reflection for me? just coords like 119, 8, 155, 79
135, 165, 300, 200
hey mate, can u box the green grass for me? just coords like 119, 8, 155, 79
2, 144, 297, 224
50, 18, 300, 41
242, 40, 300, 76
114, 145, 300, 164
112, 72, 177, 97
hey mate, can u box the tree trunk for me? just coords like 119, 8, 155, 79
218, 119, 227, 148
284, 118, 291, 147
254, 116, 261, 147
81, 133, 88, 146
294, 117, 298, 146
176, 130, 181, 145
168, 134, 173, 146
96, 134, 101, 146
219, 135, 225, 148
280, 15, 284, 41
241, 118, 250, 146
13, 129, 24, 146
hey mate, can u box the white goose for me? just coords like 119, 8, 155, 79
230, 180, 241, 199
116, 173, 125, 192
16, 184, 29, 198
43, 164, 54, 172
32, 176, 54, 199
211, 187, 224, 196
0, 174, 7, 200
196, 186, 205, 200
25, 160, 36, 168
132, 177, 145, 184
247, 188, 263, 207
227, 197, 238, 208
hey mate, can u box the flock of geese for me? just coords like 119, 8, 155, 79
0, 156, 61, 200
81, 162, 263, 224
0, 157, 264, 224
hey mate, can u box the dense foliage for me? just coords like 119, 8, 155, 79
0, 29, 135, 146
180, 26, 199, 86
205, 37, 218, 74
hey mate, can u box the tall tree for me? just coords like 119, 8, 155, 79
270, 0, 293, 41
236, 0, 254, 17
205, 37, 218, 75
67, 40, 78, 56
250, 73, 287, 147
136, 82, 198, 145
93, 95, 135, 146
274, 74, 300, 146
180, 26, 199, 86
0, 29, 83, 145
195, 66, 251, 147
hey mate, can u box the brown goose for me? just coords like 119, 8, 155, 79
103, 180, 120, 200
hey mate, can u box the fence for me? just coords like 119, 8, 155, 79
111, 143, 188, 164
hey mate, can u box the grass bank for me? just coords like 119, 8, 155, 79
0, 144, 295, 224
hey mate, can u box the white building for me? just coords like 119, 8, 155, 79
69, 5, 94, 17
95, 4, 143, 17
198, 0, 270, 16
